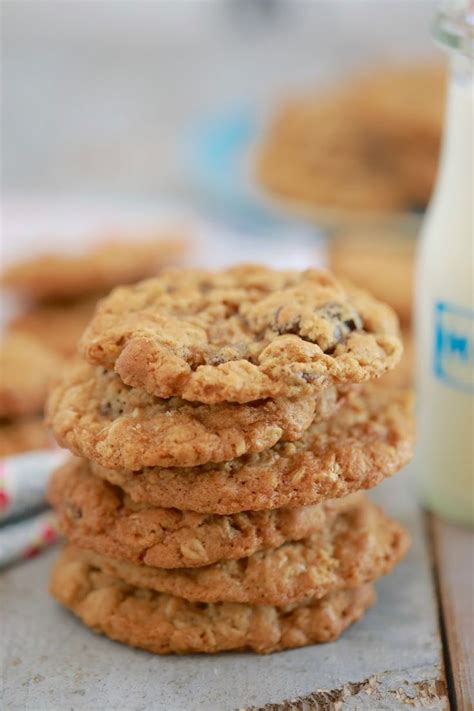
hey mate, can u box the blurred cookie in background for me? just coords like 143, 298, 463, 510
4, 232, 187, 359
2, 233, 187, 302
329, 232, 415, 326
9, 297, 99, 359
256, 92, 406, 214
0, 333, 63, 419
1, 231, 187, 455
352, 65, 445, 151
351, 65, 446, 209
256, 64, 446, 216
0, 417, 51, 457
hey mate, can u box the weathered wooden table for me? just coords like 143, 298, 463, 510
1, 466, 472, 711
429, 513, 473, 710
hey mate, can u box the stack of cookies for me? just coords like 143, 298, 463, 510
46, 265, 414, 654
0, 235, 184, 457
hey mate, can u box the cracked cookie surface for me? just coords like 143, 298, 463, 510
80, 266, 402, 403
51, 545, 375, 654
93, 386, 414, 513
71, 499, 409, 606
49, 457, 363, 568
47, 362, 331, 469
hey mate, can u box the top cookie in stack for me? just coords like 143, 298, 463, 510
78, 265, 401, 402
47, 265, 414, 655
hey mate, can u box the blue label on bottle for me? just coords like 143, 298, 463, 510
434, 301, 474, 392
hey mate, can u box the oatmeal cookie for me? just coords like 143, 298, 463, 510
256, 65, 445, 214
350, 65, 445, 209
354, 65, 445, 150
0, 417, 50, 456
0, 333, 63, 417
49, 457, 363, 568
51, 546, 375, 654
70, 499, 408, 606
80, 266, 401, 403
2, 235, 185, 301
93, 386, 414, 513
47, 361, 331, 469
9, 297, 98, 358
256, 92, 407, 214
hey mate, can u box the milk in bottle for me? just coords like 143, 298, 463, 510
415, 3, 474, 525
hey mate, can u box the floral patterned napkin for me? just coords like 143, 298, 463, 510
0, 450, 67, 568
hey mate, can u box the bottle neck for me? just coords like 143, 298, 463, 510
434, 52, 473, 197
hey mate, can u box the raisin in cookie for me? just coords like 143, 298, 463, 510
72, 499, 409, 607
93, 386, 414, 514
49, 457, 363, 568
51, 546, 375, 654
80, 266, 401, 403
47, 361, 333, 469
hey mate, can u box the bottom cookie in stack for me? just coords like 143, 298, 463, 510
49, 462, 409, 653
51, 546, 376, 655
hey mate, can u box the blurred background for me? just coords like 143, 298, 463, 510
3, 0, 439, 201
1, 0, 448, 455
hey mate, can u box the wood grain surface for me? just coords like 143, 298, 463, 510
431, 515, 474, 711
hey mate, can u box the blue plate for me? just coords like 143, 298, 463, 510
184, 106, 304, 231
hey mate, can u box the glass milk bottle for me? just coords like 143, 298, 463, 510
415, 3, 474, 525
